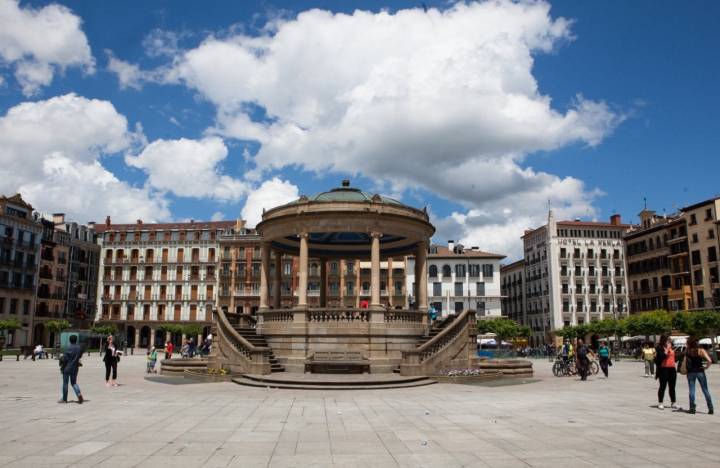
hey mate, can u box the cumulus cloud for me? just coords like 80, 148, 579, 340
0, 93, 169, 222
0, 0, 94, 95
157, 1, 623, 256
125, 137, 249, 201
241, 177, 298, 227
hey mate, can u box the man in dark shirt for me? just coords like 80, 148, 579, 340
59, 334, 84, 404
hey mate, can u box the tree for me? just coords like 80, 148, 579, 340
673, 310, 720, 342
624, 310, 672, 339
90, 324, 117, 336
182, 324, 203, 338
554, 326, 577, 340
46, 320, 71, 349
477, 318, 527, 343
0, 318, 22, 332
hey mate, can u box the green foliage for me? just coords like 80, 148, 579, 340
623, 310, 672, 337
158, 324, 183, 334
182, 324, 203, 338
673, 310, 720, 337
588, 318, 625, 338
46, 320, 71, 333
0, 318, 22, 331
90, 324, 117, 336
477, 318, 527, 341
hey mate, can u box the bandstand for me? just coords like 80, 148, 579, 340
210, 181, 478, 383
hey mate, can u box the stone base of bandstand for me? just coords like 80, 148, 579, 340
258, 309, 428, 374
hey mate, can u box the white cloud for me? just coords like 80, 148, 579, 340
156, 1, 622, 256
241, 177, 298, 227
0, 93, 169, 223
0, 0, 94, 95
125, 137, 249, 201
210, 211, 225, 221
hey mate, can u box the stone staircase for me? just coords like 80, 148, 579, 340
229, 324, 285, 373
393, 314, 458, 373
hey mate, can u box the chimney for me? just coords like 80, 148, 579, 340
137, 219, 143, 226
610, 214, 621, 226
87, 221, 96, 230
105, 215, 111, 228
448, 239, 455, 252
52, 213, 65, 225
342, 179, 350, 187
235, 218, 246, 232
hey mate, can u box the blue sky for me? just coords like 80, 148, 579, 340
0, 0, 718, 259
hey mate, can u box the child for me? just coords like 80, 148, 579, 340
146, 347, 158, 373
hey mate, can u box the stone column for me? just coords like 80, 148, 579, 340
320, 260, 327, 307
273, 251, 282, 309
370, 232, 382, 309
150, 328, 155, 349
165, 331, 171, 346
134, 328, 140, 349
416, 240, 428, 311
297, 233, 309, 308
259, 242, 270, 310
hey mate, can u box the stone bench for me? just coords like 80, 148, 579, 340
305, 351, 370, 374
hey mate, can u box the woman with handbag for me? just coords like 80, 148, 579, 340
103, 335, 119, 387
655, 335, 678, 410
685, 336, 714, 415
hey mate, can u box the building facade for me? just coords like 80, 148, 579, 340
624, 210, 691, 312
95, 217, 234, 349
500, 259, 525, 324
682, 197, 720, 309
407, 241, 504, 318
33, 218, 71, 346
518, 212, 631, 346
54, 214, 100, 329
0, 194, 42, 346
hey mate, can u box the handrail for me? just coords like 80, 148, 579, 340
216, 308, 269, 356
404, 309, 473, 362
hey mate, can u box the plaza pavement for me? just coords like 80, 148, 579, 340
0, 354, 719, 468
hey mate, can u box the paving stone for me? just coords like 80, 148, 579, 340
1, 355, 718, 467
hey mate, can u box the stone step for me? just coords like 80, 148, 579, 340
232, 376, 436, 390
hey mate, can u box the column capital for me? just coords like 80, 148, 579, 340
297, 232, 309, 239
370, 231, 383, 239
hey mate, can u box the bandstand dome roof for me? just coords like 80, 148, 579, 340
256, 179, 434, 258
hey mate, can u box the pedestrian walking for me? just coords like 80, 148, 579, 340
576, 338, 591, 381
103, 335, 119, 387
685, 336, 714, 415
655, 335, 678, 410
58, 334, 84, 404
598, 340, 611, 378
642, 342, 656, 377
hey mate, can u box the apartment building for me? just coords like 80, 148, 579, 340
33, 218, 71, 346
407, 241, 504, 318
54, 214, 100, 329
518, 211, 631, 346
0, 194, 42, 346
500, 259, 525, 324
624, 210, 692, 312
95, 217, 234, 348
683, 197, 720, 308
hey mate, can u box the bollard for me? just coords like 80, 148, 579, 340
131, 348, 134, 355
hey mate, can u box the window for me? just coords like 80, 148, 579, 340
560, 248, 566, 258
454, 302, 464, 313
482, 264, 494, 278
709, 229, 716, 240
469, 264, 480, 277
692, 233, 699, 243
476, 301, 485, 313
394, 281, 403, 295
429, 265, 438, 277
691, 250, 701, 265
432, 282, 442, 296
694, 269, 703, 285
283, 262, 291, 275
709, 247, 717, 263
562, 283, 569, 294
476, 282, 485, 296
690, 213, 697, 225
442, 265, 451, 277
454, 282, 463, 296
346, 281, 354, 295
562, 301, 569, 312
455, 264, 466, 277
705, 208, 713, 221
